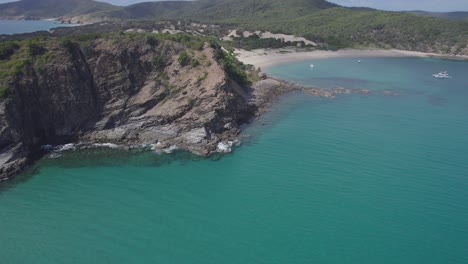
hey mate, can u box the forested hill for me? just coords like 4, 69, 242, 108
90, 0, 467, 54
0, 0, 118, 18
0, 0, 467, 55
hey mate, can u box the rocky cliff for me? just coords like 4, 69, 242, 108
0, 33, 262, 180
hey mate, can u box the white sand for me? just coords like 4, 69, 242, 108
235, 48, 468, 69
222, 30, 317, 46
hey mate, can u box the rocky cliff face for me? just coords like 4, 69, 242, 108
0, 34, 258, 180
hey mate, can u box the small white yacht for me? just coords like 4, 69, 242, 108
310, 64, 315, 68
432, 71, 452, 79
357, 60, 362, 63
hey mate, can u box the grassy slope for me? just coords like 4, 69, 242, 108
0, 32, 255, 97
236, 7, 468, 52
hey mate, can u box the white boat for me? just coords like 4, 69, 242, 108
357, 60, 361, 63
432, 71, 452, 79
310, 64, 315, 68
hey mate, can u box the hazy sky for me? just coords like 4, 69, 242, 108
0, 0, 467, 12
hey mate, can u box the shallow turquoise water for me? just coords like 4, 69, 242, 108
0, 20, 77, 35
1, 57, 468, 263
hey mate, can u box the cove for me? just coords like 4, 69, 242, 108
1, 56, 468, 263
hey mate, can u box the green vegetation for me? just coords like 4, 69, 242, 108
178, 51, 190, 66
0, 52, 26, 97
0, 42, 20, 60
202, 3, 468, 52
190, 58, 200, 67
0, 31, 256, 98
27, 43, 47, 56
2, 0, 467, 53
257, 7, 468, 51
77, 0, 467, 54
60, 39, 81, 54
0, 37, 53, 97
163, 33, 205, 50
225, 34, 314, 50
1, 0, 467, 53
146, 35, 159, 47
215, 48, 250, 86
84, 1, 189, 22
152, 55, 166, 69
196, 71, 208, 85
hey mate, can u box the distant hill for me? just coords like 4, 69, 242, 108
0, 0, 467, 55
189, 0, 338, 22
240, 6, 468, 53
408, 11, 468, 21
88, 0, 338, 21
87, 1, 190, 21
0, 0, 119, 18
87, 0, 467, 54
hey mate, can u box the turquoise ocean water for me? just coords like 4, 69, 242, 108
0, 56, 467, 263
0, 20, 77, 35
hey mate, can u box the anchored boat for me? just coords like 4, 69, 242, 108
433, 71, 452, 79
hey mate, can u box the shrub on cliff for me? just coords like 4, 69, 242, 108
60, 39, 78, 53
27, 43, 47, 57
152, 55, 166, 69
146, 35, 159, 47
178, 51, 190, 66
190, 58, 200, 67
219, 51, 250, 86
0, 42, 20, 60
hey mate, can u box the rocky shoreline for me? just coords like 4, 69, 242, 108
0, 30, 308, 181
0, 66, 403, 182
0, 75, 300, 182
0, 32, 409, 182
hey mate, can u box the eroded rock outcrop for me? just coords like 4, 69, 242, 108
0, 34, 261, 180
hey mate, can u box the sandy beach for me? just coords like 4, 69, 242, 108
235, 48, 468, 69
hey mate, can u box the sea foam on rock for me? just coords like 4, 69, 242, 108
58, 143, 77, 152
92, 143, 119, 149
217, 142, 233, 153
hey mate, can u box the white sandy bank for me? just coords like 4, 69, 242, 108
235, 48, 468, 69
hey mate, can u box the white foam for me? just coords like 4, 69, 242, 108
217, 142, 232, 153
154, 144, 178, 155
41, 144, 53, 151
58, 143, 76, 152
150, 142, 162, 151
164, 145, 179, 154
49, 153, 62, 159
92, 143, 119, 149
